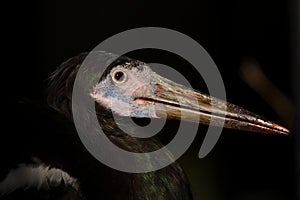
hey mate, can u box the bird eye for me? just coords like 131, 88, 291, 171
112, 70, 127, 83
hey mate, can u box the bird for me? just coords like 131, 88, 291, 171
0, 51, 289, 200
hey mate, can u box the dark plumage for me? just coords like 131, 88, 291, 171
46, 51, 193, 199
0, 51, 193, 200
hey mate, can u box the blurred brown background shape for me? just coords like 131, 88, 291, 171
2, 0, 299, 199
239, 57, 295, 129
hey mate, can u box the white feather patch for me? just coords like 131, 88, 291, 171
0, 161, 79, 195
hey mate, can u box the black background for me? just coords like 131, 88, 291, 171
3, 0, 298, 199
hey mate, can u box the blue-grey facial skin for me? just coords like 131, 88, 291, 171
91, 64, 159, 118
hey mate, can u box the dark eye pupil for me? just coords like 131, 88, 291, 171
114, 71, 125, 82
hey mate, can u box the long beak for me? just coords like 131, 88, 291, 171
136, 75, 290, 135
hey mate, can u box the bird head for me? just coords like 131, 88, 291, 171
90, 55, 289, 135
